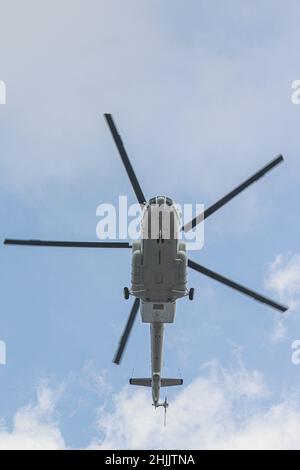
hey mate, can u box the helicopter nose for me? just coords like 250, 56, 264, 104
157, 196, 165, 206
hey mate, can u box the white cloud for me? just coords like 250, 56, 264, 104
1, 359, 300, 450
264, 253, 300, 343
265, 253, 300, 310
89, 359, 300, 450
269, 316, 288, 345
0, 381, 65, 450
0, 0, 299, 202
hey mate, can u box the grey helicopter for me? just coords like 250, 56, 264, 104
4, 114, 288, 417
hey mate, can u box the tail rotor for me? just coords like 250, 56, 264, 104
163, 396, 169, 427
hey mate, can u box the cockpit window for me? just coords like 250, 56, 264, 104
149, 196, 173, 206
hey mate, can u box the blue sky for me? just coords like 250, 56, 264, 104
0, 0, 300, 449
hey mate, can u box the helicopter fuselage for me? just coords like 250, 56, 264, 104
130, 196, 187, 406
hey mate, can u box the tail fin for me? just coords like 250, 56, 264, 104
129, 378, 183, 387
161, 378, 183, 387
129, 378, 151, 387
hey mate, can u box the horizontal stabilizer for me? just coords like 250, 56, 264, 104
129, 378, 183, 387
129, 378, 151, 387
161, 378, 183, 387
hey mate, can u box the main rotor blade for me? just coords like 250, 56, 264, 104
4, 239, 131, 248
104, 114, 146, 205
182, 155, 284, 232
188, 259, 288, 313
113, 298, 140, 365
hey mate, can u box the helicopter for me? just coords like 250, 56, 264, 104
4, 114, 288, 414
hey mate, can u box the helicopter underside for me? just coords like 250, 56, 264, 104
130, 238, 188, 305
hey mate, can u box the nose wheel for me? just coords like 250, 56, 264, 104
188, 288, 194, 301
123, 287, 130, 300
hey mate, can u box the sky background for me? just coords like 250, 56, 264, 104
0, 0, 300, 449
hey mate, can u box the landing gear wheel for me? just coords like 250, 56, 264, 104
188, 288, 194, 301
123, 287, 130, 300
